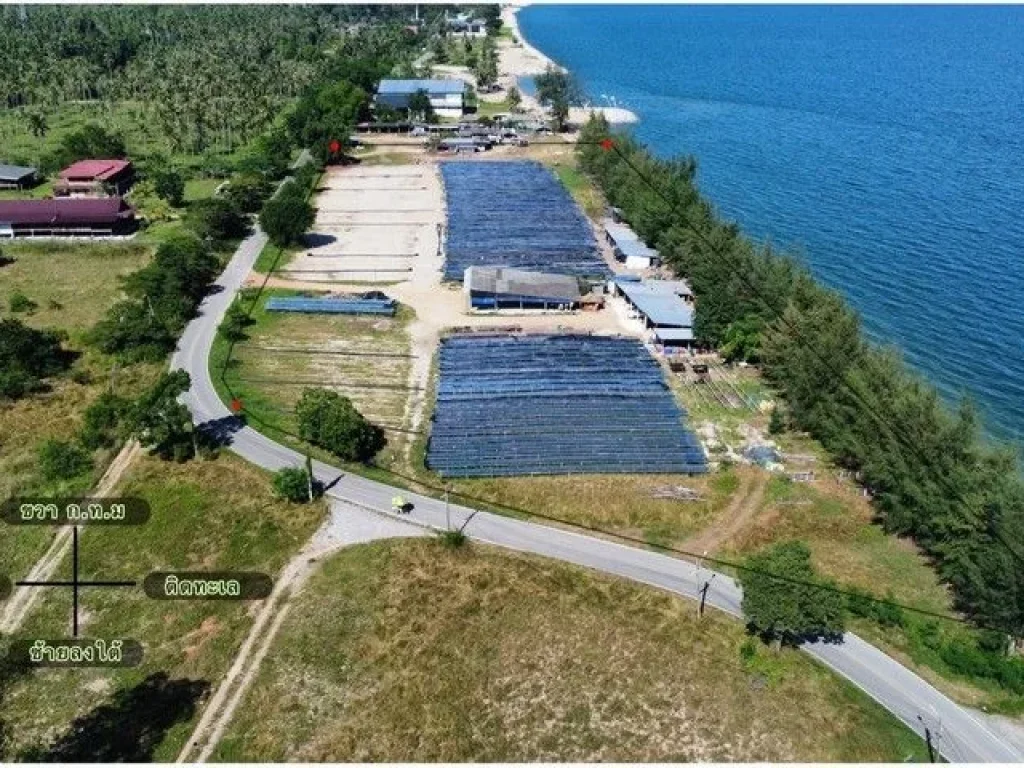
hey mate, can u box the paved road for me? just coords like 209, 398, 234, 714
171, 223, 1023, 763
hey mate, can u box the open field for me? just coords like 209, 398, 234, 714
0, 242, 152, 336
0, 452, 326, 761
0, 241, 162, 581
213, 539, 927, 762
211, 287, 415, 464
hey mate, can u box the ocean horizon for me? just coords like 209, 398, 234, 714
517, 4, 1024, 449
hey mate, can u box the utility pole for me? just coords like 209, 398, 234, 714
699, 574, 716, 617
695, 550, 714, 618
305, 454, 314, 502
445, 483, 451, 530
917, 715, 936, 763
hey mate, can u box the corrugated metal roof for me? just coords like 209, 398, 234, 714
59, 159, 131, 181
377, 79, 466, 95
0, 197, 134, 225
0, 164, 36, 182
465, 266, 581, 301
653, 328, 695, 342
619, 281, 694, 327
602, 217, 658, 260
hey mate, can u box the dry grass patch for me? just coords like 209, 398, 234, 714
448, 467, 746, 549
0, 242, 151, 337
0, 452, 325, 762
726, 474, 951, 614
214, 539, 926, 762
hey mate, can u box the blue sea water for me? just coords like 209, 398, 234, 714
517, 4, 1024, 447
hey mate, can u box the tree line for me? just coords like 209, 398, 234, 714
0, 5, 420, 158
577, 116, 1024, 649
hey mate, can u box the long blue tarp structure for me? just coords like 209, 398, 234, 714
265, 297, 396, 316
440, 161, 610, 281
426, 334, 707, 477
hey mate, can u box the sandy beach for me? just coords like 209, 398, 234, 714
499, 4, 639, 125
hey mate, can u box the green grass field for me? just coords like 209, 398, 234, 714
549, 157, 606, 220
0, 452, 326, 761
214, 539, 927, 762
210, 288, 413, 464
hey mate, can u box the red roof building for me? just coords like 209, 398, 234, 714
54, 159, 134, 197
0, 197, 136, 238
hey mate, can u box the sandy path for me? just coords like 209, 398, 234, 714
683, 471, 768, 556
0, 441, 141, 634
177, 502, 425, 763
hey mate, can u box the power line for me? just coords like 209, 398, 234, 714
218, 144, 1019, 636
603, 138, 1024, 571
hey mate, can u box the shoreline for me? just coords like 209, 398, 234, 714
500, 4, 639, 125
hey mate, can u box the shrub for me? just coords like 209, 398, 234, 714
295, 387, 384, 462
219, 300, 254, 343
185, 197, 248, 242
224, 173, 273, 213
272, 467, 320, 503
153, 167, 185, 206
80, 392, 131, 450
437, 528, 468, 549
8, 292, 37, 314
38, 439, 93, 482
0, 318, 73, 399
740, 540, 847, 646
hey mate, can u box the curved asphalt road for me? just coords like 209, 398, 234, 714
171, 224, 1022, 763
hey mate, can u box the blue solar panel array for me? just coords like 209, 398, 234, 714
265, 297, 396, 316
441, 161, 610, 281
427, 334, 708, 477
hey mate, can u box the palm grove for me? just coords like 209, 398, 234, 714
578, 117, 1024, 688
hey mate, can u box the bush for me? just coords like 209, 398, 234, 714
185, 197, 248, 242
258, 181, 314, 247
437, 528, 468, 549
224, 173, 274, 213
295, 387, 385, 462
153, 168, 185, 206
0, 318, 73, 399
218, 300, 254, 343
8, 292, 37, 314
740, 540, 847, 646
38, 439, 93, 482
272, 467, 321, 503
80, 392, 131, 450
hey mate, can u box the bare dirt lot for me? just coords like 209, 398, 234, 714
282, 165, 443, 285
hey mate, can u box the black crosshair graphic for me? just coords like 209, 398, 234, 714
16, 526, 136, 636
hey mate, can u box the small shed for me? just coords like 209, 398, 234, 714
464, 266, 582, 310
600, 217, 660, 268
0, 164, 38, 190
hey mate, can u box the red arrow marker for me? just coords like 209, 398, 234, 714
600, 138, 615, 152
230, 398, 243, 413
328, 139, 341, 154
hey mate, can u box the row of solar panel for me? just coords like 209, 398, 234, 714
427, 335, 707, 478
440, 161, 607, 281
265, 297, 396, 316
